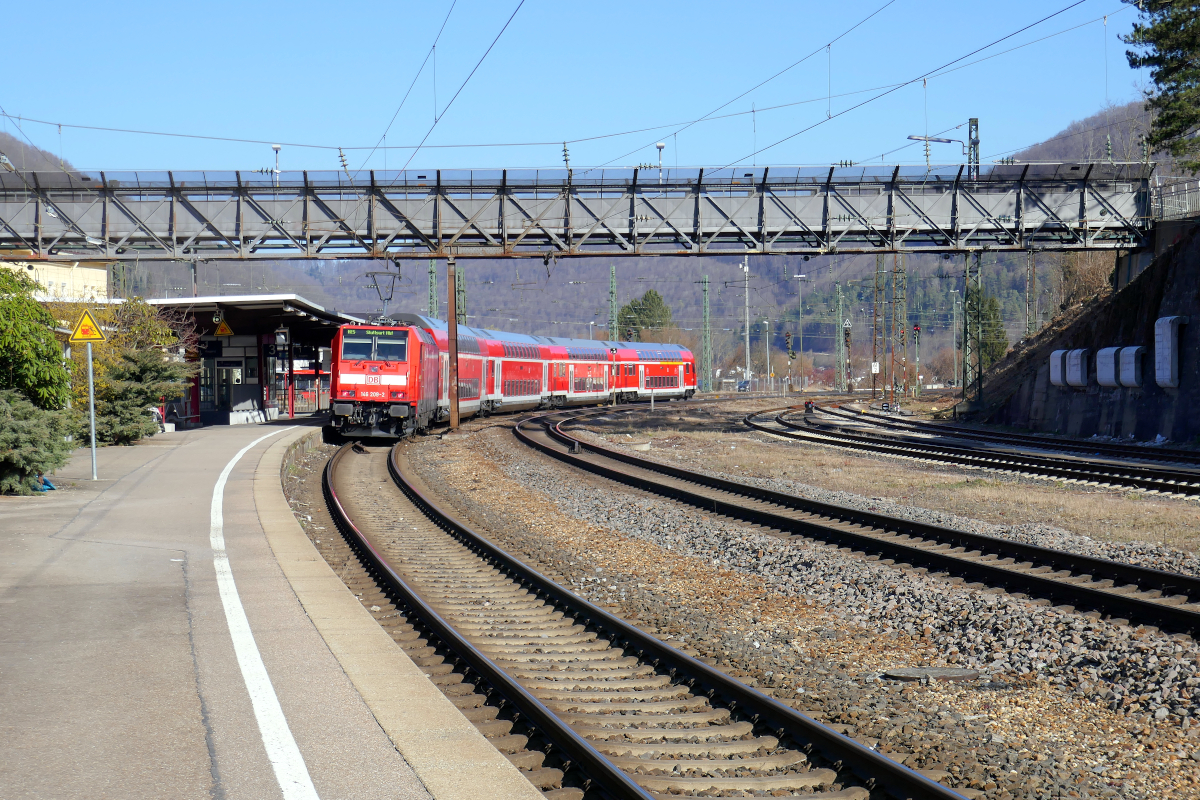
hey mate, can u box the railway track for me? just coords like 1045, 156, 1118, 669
321, 439, 964, 800
837, 406, 1200, 468
516, 406, 1200, 638
757, 406, 1200, 498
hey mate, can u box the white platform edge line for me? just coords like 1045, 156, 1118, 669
209, 426, 319, 800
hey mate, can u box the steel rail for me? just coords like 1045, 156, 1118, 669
750, 410, 1200, 598
322, 444, 655, 800
380, 424, 966, 800
829, 405, 1200, 467
515, 407, 1200, 637
773, 409, 1200, 496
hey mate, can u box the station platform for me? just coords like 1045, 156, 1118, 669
0, 423, 540, 800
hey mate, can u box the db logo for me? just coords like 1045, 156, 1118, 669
366, 375, 382, 385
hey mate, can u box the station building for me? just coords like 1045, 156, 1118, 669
147, 294, 360, 426
2, 253, 110, 301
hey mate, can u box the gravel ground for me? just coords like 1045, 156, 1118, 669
581, 425, 1200, 579
586, 400, 1200, 551
404, 418, 1200, 800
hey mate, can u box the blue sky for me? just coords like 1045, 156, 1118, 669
3, 0, 1147, 172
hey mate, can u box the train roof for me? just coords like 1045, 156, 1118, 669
386, 314, 691, 355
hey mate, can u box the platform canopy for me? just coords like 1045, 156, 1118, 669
147, 293, 361, 342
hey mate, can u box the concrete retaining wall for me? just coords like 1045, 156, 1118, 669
990, 222, 1200, 443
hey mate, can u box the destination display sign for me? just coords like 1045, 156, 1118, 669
344, 328, 406, 337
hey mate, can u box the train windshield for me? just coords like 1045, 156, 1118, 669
376, 337, 407, 362
340, 329, 408, 362
341, 336, 374, 360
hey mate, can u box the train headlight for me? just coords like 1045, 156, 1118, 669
342, 390, 355, 398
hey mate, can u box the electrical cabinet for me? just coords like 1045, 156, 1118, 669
1119, 346, 1145, 388
1065, 349, 1089, 388
1095, 347, 1121, 387
1154, 316, 1188, 389
1049, 349, 1068, 387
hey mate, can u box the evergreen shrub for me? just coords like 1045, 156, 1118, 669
0, 390, 72, 495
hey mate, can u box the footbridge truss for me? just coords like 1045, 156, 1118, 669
0, 162, 1153, 261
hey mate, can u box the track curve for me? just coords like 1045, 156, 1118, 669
515, 406, 1200, 637
839, 406, 1200, 467
322, 437, 964, 800
754, 406, 1200, 498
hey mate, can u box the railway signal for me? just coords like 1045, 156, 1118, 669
913, 324, 921, 399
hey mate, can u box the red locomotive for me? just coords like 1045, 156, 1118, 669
329, 314, 696, 437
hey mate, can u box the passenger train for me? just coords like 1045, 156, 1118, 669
329, 314, 696, 437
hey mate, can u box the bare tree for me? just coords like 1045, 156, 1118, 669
0, 131, 74, 173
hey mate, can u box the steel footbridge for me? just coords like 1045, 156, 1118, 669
0, 162, 1154, 261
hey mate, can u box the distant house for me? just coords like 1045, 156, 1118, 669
1, 253, 110, 301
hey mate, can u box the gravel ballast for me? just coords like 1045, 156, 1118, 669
698, 430, 1200, 579
402, 418, 1200, 800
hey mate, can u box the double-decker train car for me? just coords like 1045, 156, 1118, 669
329, 314, 695, 437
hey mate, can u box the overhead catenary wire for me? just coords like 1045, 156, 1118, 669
0, 6, 1128, 169
357, 0, 458, 173
717, 0, 1092, 170
0, 102, 68, 175
583, 0, 899, 174
399, 0, 526, 172
855, 6, 1133, 164
2, 84, 939, 158
0, 81, 1045, 159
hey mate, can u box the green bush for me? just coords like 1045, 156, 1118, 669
92, 348, 195, 445
0, 389, 73, 495
0, 269, 70, 410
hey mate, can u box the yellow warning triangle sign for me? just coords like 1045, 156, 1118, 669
214, 319, 234, 336
69, 309, 107, 343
